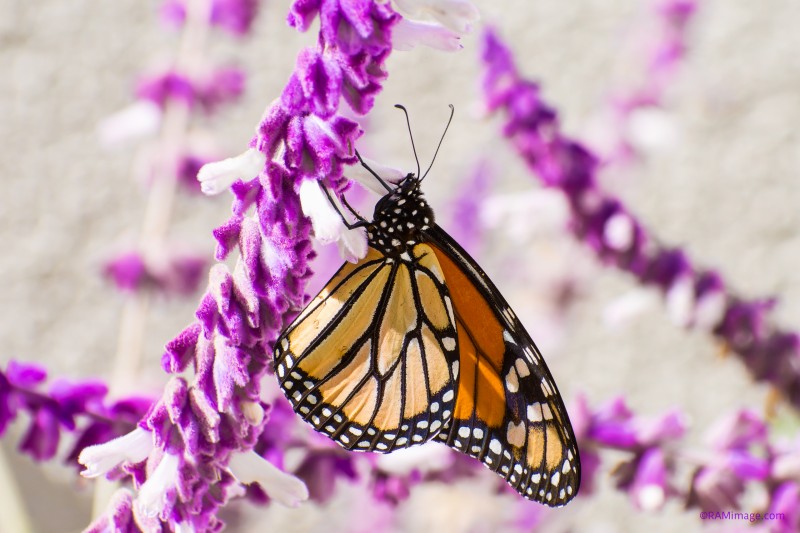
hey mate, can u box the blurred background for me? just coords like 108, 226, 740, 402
1, 0, 799, 531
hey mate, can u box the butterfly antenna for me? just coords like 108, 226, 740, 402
395, 104, 421, 179
421, 104, 455, 181
355, 149, 393, 193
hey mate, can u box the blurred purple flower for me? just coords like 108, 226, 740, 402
294, 449, 359, 503
176, 152, 217, 193
769, 482, 800, 532
103, 250, 208, 296
161, 0, 260, 36
0, 361, 150, 465
84, 489, 137, 533
586, 0, 698, 164
448, 160, 491, 257
480, 27, 800, 409
135, 67, 246, 112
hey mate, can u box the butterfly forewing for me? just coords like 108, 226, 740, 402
274, 245, 459, 452
426, 225, 581, 506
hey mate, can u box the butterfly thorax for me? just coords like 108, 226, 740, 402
366, 174, 434, 259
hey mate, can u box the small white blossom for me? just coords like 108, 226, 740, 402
394, 0, 480, 33
393, 19, 463, 51
299, 179, 368, 262
481, 190, 569, 243
98, 100, 162, 148
694, 289, 727, 331
603, 212, 635, 251
136, 452, 181, 519
78, 427, 154, 479
228, 450, 309, 507
197, 148, 266, 195
603, 289, 659, 329
626, 107, 679, 152
636, 484, 666, 511
666, 275, 695, 328
347, 156, 405, 195
376, 442, 454, 475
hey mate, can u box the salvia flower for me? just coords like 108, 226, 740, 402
79, 427, 154, 479
136, 67, 246, 112
585, 0, 698, 164
84, 0, 411, 529
84, 489, 137, 533
103, 250, 208, 296
480, 27, 800, 409
0, 361, 150, 467
160, 0, 260, 36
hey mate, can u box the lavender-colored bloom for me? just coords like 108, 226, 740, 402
84, 489, 138, 533
447, 160, 491, 257
624, 447, 670, 511
136, 71, 195, 108
83, 0, 405, 528
480, 28, 800, 409
293, 449, 359, 503
103, 250, 208, 296
769, 482, 800, 532
570, 394, 686, 504
586, 0, 698, 164
0, 361, 149, 467
161, 0, 259, 36
135, 67, 246, 112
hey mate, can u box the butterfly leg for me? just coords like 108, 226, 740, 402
322, 185, 368, 230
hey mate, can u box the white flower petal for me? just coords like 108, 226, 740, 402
636, 484, 666, 511
135, 452, 181, 519
626, 108, 679, 152
337, 226, 368, 263
394, 0, 480, 33
347, 157, 405, 195
376, 442, 454, 475
79, 427, 154, 479
299, 180, 369, 262
603, 213, 635, 251
197, 148, 266, 195
97, 101, 162, 148
603, 289, 659, 329
299, 179, 345, 243
694, 289, 727, 331
666, 275, 695, 328
228, 450, 309, 507
393, 19, 462, 51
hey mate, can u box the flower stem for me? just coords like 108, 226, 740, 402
94, 0, 213, 517
0, 445, 34, 533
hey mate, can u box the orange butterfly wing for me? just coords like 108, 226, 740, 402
273, 245, 460, 451
425, 225, 581, 506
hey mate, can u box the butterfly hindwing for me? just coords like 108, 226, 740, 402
425, 225, 581, 506
274, 245, 459, 452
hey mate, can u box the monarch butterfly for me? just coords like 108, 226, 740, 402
274, 105, 580, 506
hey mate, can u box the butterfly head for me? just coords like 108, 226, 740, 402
367, 173, 434, 259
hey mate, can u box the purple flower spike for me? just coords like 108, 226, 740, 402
706, 410, 767, 451
85, 0, 412, 528
687, 465, 747, 513
769, 482, 800, 532
0, 362, 149, 466
161, 0, 259, 36
480, 27, 800, 409
103, 250, 209, 297
6, 360, 48, 388
627, 448, 670, 511
84, 489, 137, 533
